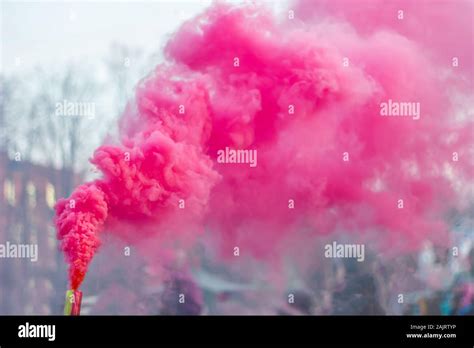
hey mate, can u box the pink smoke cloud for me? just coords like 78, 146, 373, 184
55, 1, 473, 290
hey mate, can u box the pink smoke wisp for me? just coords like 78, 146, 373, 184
55, 1, 473, 290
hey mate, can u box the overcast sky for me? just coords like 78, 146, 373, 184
1, 0, 292, 76
1, 0, 213, 75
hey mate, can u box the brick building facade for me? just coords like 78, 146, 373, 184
0, 152, 81, 314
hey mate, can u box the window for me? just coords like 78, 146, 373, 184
45, 182, 55, 209
48, 226, 57, 250
12, 224, 22, 243
26, 181, 36, 208
3, 179, 15, 206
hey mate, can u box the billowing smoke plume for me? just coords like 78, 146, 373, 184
55, 1, 473, 290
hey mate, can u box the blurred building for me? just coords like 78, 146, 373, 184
0, 151, 81, 314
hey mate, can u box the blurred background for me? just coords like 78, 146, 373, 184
0, 0, 213, 315
0, 0, 473, 315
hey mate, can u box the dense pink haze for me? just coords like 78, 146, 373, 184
55, 1, 473, 290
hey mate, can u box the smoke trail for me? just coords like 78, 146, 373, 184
55, 184, 107, 290
55, 1, 473, 290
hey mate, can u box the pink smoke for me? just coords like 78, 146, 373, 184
55, 1, 473, 290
